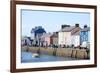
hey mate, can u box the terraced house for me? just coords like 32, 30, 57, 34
80, 25, 90, 49
31, 26, 46, 46
58, 24, 81, 47
41, 33, 53, 47
40, 32, 58, 47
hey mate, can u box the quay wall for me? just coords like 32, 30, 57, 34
21, 46, 89, 59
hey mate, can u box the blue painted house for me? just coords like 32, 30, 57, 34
31, 26, 46, 46
80, 25, 90, 48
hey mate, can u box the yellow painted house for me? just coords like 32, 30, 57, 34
58, 24, 81, 47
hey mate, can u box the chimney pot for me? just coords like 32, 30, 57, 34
75, 24, 79, 27
84, 25, 87, 28
61, 25, 70, 29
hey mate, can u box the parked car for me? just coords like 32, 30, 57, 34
80, 41, 90, 49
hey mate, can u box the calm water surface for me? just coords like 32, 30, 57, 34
21, 52, 79, 63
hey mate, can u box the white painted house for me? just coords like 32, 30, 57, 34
58, 31, 72, 46
58, 24, 81, 47
71, 31, 80, 47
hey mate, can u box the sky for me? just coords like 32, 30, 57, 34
21, 9, 90, 36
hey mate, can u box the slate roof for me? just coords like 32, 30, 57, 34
59, 26, 81, 35
81, 27, 90, 31
51, 32, 58, 37
59, 26, 75, 32
72, 31, 80, 35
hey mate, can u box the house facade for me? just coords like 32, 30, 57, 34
51, 32, 58, 46
80, 25, 90, 48
71, 31, 80, 47
58, 24, 81, 47
21, 36, 32, 46
41, 33, 53, 47
31, 26, 46, 46
41, 32, 58, 47
58, 31, 71, 46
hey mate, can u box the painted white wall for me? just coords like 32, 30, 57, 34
71, 35, 80, 47
31, 33, 35, 40
58, 32, 71, 46
58, 32, 80, 47
0, 0, 100, 73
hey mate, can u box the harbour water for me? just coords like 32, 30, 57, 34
21, 52, 79, 63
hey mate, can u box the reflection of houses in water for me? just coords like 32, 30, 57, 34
80, 25, 90, 48
31, 26, 46, 46
58, 24, 81, 47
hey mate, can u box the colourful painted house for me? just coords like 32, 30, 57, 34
41, 33, 53, 47
51, 32, 58, 46
71, 30, 80, 47
80, 25, 90, 48
31, 26, 46, 46
58, 24, 81, 47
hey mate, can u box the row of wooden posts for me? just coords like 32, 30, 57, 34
22, 46, 89, 59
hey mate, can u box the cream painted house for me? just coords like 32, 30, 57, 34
58, 31, 71, 46
58, 24, 81, 47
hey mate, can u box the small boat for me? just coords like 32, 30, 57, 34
32, 53, 40, 58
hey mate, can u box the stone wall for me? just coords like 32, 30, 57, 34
21, 46, 89, 59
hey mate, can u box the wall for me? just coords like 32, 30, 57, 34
71, 35, 80, 47
58, 32, 71, 46
0, 0, 100, 73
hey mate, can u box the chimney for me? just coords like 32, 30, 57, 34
75, 23, 79, 27
84, 25, 87, 28
61, 25, 70, 29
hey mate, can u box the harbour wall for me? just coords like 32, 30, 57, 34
22, 46, 89, 59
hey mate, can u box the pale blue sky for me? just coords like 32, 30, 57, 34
21, 9, 90, 36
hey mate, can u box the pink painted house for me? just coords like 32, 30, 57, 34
41, 33, 53, 46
